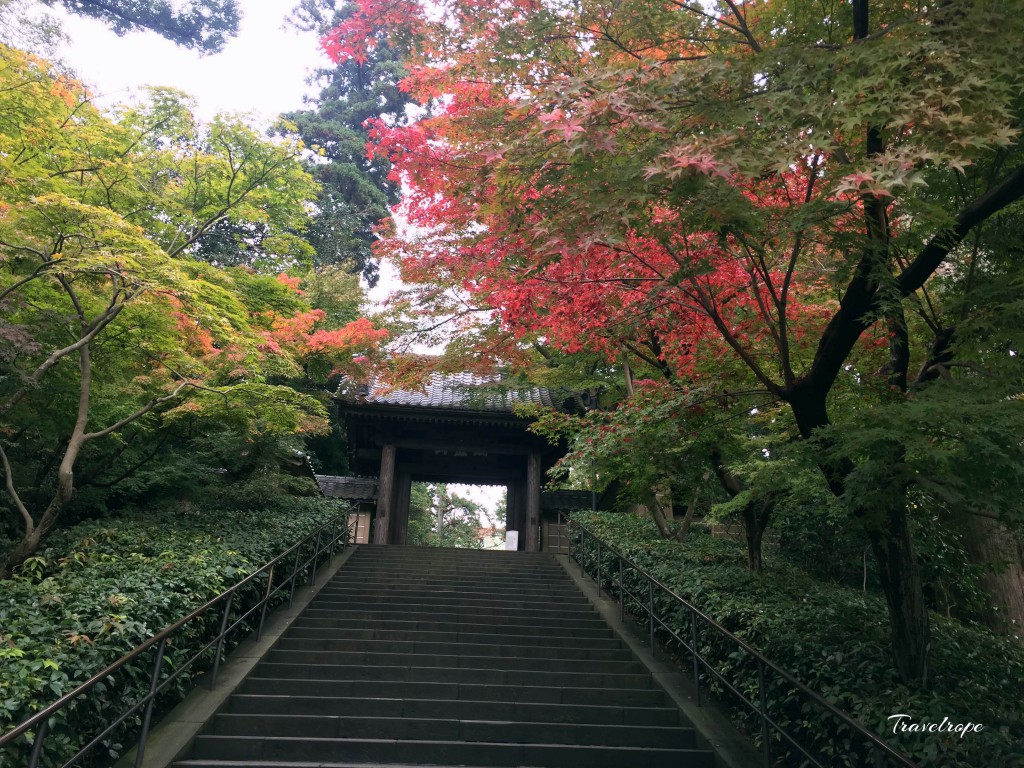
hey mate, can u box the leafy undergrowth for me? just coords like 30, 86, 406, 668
571, 511, 1024, 768
0, 498, 347, 767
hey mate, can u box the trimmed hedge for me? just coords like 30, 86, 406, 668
0, 498, 348, 767
571, 511, 1024, 768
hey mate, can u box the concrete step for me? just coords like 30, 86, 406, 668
252, 661, 653, 688
287, 616, 614, 637
334, 563, 567, 573
278, 628, 624, 651
276, 630, 622, 655
321, 580, 584, 596
346, 546, 554, 559
187, 735, 715, 768
292, 609, 610, 629
312, 587, 592, 605
209, 713, 697, 748
308, 595, 594, 612
263, 647, 641, 671
170, 545, 717, 768
225, 694, 682, 727
237, 677, 671, 707
334, 562, 568, 574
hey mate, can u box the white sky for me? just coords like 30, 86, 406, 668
54, 1, 327, 122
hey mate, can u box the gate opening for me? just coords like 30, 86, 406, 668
407, 483, 506, 550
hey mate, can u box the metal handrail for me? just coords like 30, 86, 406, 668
562, 512, 918, 768
0, 509, 350, 768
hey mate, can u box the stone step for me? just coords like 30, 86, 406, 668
187, 735, 715, 768
238, 678, 671, 707
344, 548, 557, 561
279, 628, 624, 651
225, 694, 682, 727
263, 647, 641, 671
292, 609, 609, 629
312, 587, 592, 605
253, 661, 652, 687
209, 713, 697, 748
288, 616, 613, 637
170, 545, 717, 768
335, 561, 568, 574
322, 579, 583, 596
307, 598, 598, 618
336, 561, 567, 571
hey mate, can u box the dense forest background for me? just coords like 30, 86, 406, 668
1, 0, 1024, 764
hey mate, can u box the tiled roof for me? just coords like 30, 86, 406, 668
340, 372, 555, 413
315, 475, 378, 500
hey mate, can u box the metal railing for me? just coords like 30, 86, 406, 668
0, 510, 350, 768
562, 513, 918, 768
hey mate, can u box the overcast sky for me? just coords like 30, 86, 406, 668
55, 1, 326, 122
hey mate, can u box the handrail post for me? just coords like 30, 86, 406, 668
618, 556, 624, 623
257, 564, 275, 641
310, 528, 323, 585
329, 517, 338, 560
758, 658, 771, 767
134, 637, 167, 768
648, 578, 655, 653
580, 528, 586, 576
288, 540, 302, 607
596, 539, 602, 593
691, 606, 701, 707
208, 592, 234, 690
27, 718, 47, 768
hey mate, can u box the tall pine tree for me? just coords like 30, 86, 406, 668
45, 0, 240, 52
282, 0, 411, 285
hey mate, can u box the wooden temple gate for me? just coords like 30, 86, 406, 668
326, 373, 582, 552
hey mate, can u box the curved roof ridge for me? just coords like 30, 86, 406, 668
338, 371, 554, 412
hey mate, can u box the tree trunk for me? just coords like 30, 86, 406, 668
1, 527, 44, 579
868, 504, 933, 686
789, 385, 932, 684
741, 498, 772, 573
0, 341, 92, 578
708, 447, 771, 572
963, 514, 1024, 640
675, 479, 703, 543
645, 483, 675, 539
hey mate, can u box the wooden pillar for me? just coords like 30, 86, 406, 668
503, 481, 512, 536
373, 443, 396, 544
392, 473, 412, 545
506, 479, 525, 550
525, 452, 541, 552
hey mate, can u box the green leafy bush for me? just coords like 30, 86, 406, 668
571, 511, 1024, 768
0, 498, 348, 767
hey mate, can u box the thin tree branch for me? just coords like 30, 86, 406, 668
0, 443, 34, 536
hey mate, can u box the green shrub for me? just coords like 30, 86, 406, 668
571, 511, 1024, 768
0, 498, 348, 767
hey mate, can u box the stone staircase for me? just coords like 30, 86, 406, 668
172, 545, 716, 768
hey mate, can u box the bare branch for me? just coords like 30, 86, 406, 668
0, 300, 126, 418
83, 380, 194, 441
0, 443, 34, 536
0, 257, 60, 305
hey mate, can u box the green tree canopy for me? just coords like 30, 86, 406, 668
0, 44, 385, 575
45, 0, 241, 52
278, 0, 412, 284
